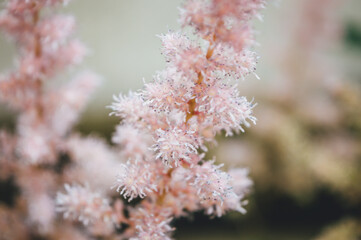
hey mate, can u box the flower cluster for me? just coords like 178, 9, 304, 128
0, 0, 105, 238
114, 161, 158, 201
0, 0, 99, 164
105, 0, 264, 238
56, 184, 113, 225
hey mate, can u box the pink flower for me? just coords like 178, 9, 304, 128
142, 70, 194, 113
128, 204, 174, 240
110, 92, 160, 129
47, 71, 100, 136
65, 135, 119, 190
114, 161, 158, 201
0, 0, 101, 237
28, 194, 55, 233
197, 81, 257, 136
56, 184, 112, 225
106, 0, 264, 237
228, 168, 253, 196
112, 124, 152, 161
38, 15, 75, 48
152, 127, 200, 167
180, 0, 265, 50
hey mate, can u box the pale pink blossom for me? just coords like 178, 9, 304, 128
16, 110, 58, 164
180, 0, 265, 50
142, 71, 195, 113
5, 0, 71, 14
105, 0, 263, 237
158, 31, 193, 63
210, 44, 259, 80
151, 127, 200, 167
197, 81, 257, 136
0, 0, 101, 237
47, 71, 100, 136
160, 167, 200, 216
228, 168, 253, 195
38, 15, 75, 48
189, 161, 249, 216
0, 74, 38, 109
114, 161, 158, 201
109, 91, 161, 129
28, 194, 55, 233
65, 135, 119, 190
128, 205, 174, 240
56, 184, 112, 225
112, 124, 152, 161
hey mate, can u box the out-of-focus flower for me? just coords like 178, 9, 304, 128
56, 184, 113, 225
65, 135, 119, 190
314, 219, 361, 240
0, 0, 101, 238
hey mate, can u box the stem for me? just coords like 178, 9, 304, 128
185, 34, 216, 123
32, 10, 44, 118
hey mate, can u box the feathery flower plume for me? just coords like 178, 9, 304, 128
107, 0, 265, 238
0, 0, 103, 238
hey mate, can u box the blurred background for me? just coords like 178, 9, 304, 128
1, 0, 361, 239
